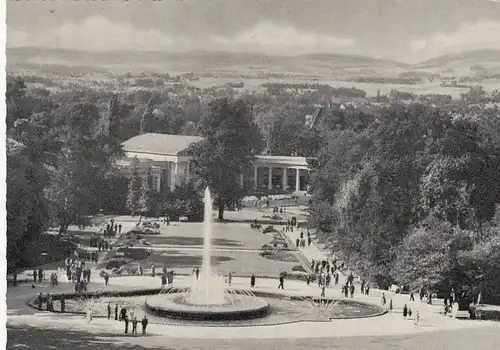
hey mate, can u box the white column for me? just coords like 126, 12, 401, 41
156, 174, 161, 192
282, 168, 288, 190
170, 162, 177, 191
254, 166, 258, 189
174, 162, 178, 186
239, 173, 244, 188
268, 167, 273, 190
295, 168, 301, 192
185, 162, 190, 182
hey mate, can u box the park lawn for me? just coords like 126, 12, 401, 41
141, 223, 274, 250
112, 249, 302, 278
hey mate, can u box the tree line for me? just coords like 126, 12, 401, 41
308, 102, 500, 301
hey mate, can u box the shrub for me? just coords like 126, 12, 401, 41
292, 265, 307, 273
261, 244, 273, 250
117, 247, 151, 260
106, 258, 132, 270
263, 225, 277, 234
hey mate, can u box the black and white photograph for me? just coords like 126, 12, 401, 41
4, 0, 500, 349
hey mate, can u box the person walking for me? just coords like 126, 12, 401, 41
124, 314, 129, 334
403, 304, 408, 319
141, 316, 148, 335
37, 293, 43, 310
228, 271, 232, 286
115, 304, 119, 320
410, 291, 415, 302
107, 303, 112, 319
86, 306, 93, 323
278, 274, 284, 289
250, 274, 256, 288
132, 317, 138, 334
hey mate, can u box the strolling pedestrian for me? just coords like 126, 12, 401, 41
132, 317, 138, 334
278, 274, 284, 289
141, 316, 148, 335
37, 292, 43, 310
250, 274, 256, 288
124, 314, 129, 334
107, 303, 112, 319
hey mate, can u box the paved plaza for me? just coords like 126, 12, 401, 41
6, 212, 499, 349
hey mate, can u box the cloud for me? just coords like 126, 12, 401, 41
409, 19, 500, 59
7, 18, 353, 56
211, 22, 354, 55
7, 16, 191, 51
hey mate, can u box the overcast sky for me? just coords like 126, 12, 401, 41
7, 0, 500, 63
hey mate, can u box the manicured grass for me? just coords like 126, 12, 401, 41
140, 223, 274, 250
102, 249, 299, 278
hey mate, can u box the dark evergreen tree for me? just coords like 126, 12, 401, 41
126, 158, 142, 215
140, 98, 155, 134
188, 98, 263, 220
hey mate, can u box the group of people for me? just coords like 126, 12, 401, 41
402, 304, 420, 325
33, 268, 44, 283
103, 218, 122, 237
36, 292, 55, 311
49, 272, 59, 287
284, 218, 298, 232
295, 231, 312, 248
109, 303, 149, 335
272, 206, 287, 215
65, 258, 91, 283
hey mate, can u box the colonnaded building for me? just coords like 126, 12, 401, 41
118, 133, 311, 195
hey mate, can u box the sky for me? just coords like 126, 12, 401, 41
6, 0, 500, 63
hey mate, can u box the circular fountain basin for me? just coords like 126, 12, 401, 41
145, 293, 270, 321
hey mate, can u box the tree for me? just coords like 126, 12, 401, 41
98, 94, 121, 139
162, 183, 204, 222
188, 98, 263, 220
50, 102, 121, 234
138, 166, 154, 215
140, 98, 155, 134
6, 78, 60, 270
126, 158, 142, 215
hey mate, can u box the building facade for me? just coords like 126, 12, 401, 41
119, 133, 310, 194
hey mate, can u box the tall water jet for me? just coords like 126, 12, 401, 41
146, 187, 270, 320
185, 187, 226, 305
201, 187, 212, 283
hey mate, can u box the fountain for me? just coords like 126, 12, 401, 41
145, 188, 270, 321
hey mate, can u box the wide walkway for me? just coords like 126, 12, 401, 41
7, 213, 496, 346
7, 272, 492, 341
